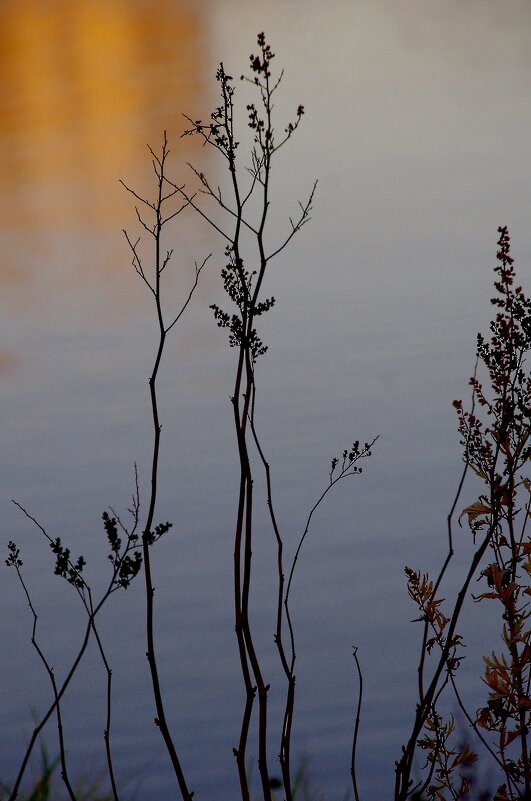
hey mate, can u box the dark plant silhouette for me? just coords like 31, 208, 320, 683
179, 33, 374, 801
6, 481, 143, 801
7, 136, 206, 801
121, 131, 208, 801
5, 37, 371, 801
6, 32, 530, 801
390, 227, 531, 801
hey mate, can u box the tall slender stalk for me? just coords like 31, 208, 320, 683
180, 37, 378, 801
351, 647, 363, 801
122, 132, 207, 801
179, 35, 314, 800
396, 227, 531, 801
7, 134, 205, 801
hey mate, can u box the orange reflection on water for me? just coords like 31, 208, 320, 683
0, 0, 209, 233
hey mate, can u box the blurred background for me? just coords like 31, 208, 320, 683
1, 1, 530, 799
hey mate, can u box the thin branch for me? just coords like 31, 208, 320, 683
167, 176, 232, 242
119, 180, 156, 211
351, 647, 363, 801
162, 199, 190, 226
166, 254, 211, 334
266, 181, 317, 263
123, 230, 155, 296
186, 163, 259, 235
135, 206, 156, 237
9, 562, 79, 801
88, 597, 120, 801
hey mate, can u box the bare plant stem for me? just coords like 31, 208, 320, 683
248, 384, 292, 799
413, 360, 478, 709
224, 66, 274, 801
7, 613, 91, 801
395, 525, 493, 801
250, 403, 375, 801
89, 611, 120, 801
123, 132, 207, 801
8, 468, 146, 801
9, 562, 78, 801
231, 331, 273, 801
351, 647, 363, 801
179, 37, 314, 800
279, 441, 376, 799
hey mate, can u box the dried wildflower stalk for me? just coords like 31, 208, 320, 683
395, 227, 531, 801
180, 33, 373, 801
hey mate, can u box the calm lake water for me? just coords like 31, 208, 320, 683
1, 2, 531, 799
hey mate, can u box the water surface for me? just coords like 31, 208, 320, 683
1, 2, 531, 799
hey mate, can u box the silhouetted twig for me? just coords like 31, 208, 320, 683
122, 132, 208, 801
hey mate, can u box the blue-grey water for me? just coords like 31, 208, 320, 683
1, 2, 531, 799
